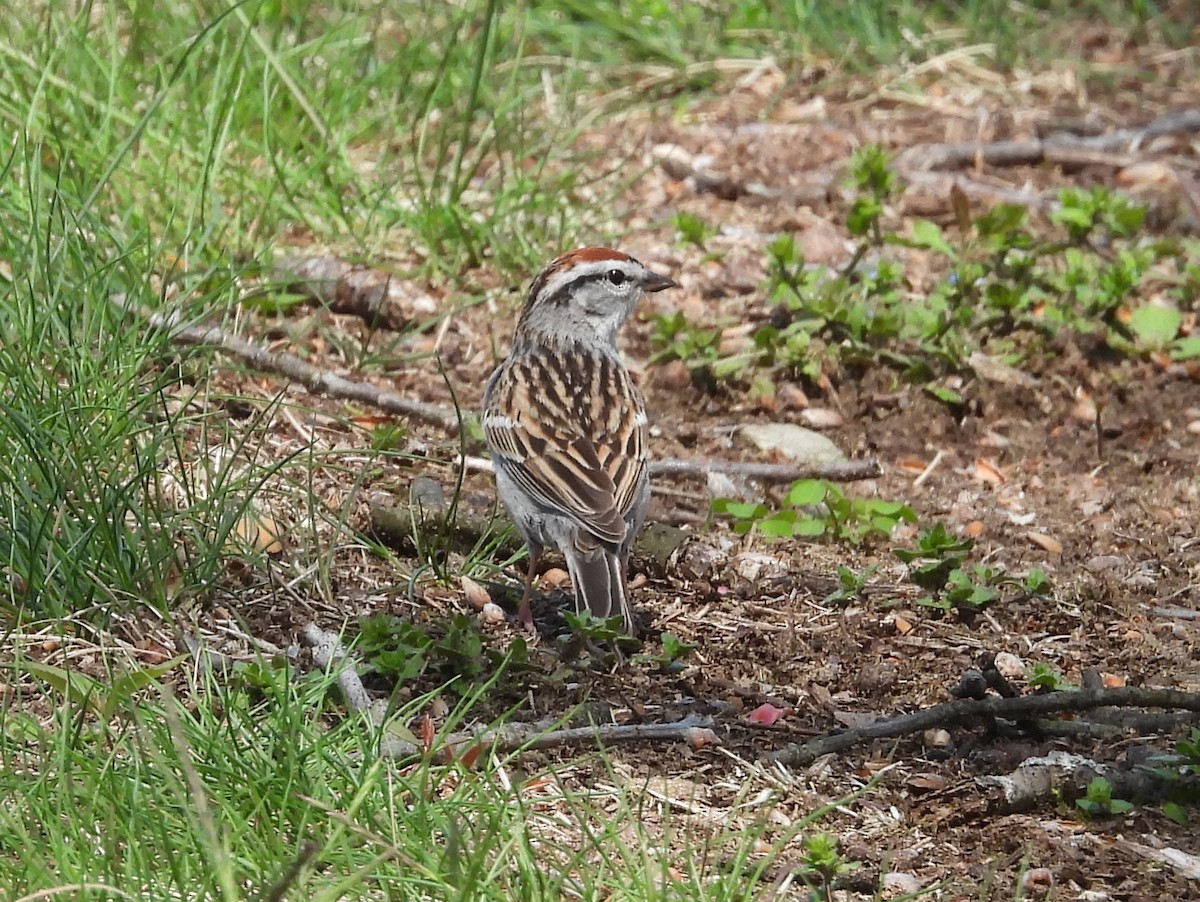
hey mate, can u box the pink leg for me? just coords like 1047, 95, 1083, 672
517, 546, 541, 633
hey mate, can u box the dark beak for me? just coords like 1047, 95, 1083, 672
640, 270, 678, 293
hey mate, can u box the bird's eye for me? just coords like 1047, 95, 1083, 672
605, 269, 628, 286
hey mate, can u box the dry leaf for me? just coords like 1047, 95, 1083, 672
922, 729, 953, 750
1026, 532, 1063, 554
746, 703, 787, 726
994, 652, 1025, 679
907, 773, 950, 791
800, 407, 844, 429
460, 575, 491, 610
684, 727, 720, 749
233, 509, 284, 555
974, 458, 1005, 486
350, 414, 396, 430
458, 744, 484, 770
951, 183, 972, 234
833, 710, 878, 729
541, 567, 570, 589
419, 713, 436, 754
1070, 386, 1097, 423
1116, 160, 1176, 188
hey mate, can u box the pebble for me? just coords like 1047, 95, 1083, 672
460, 575, 491, 609
1085, 554, 1127, 572
541, 567, 571, 589
881, 872, 922, 898
733, 551, 789, 582
480, 602, 507, 624
740, 422, 846, 465
799, 407, 844, 429
994, 651, 1025, 679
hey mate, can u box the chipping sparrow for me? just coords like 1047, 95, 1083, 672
482, 247, 678, 633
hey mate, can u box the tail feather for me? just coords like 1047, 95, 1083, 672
566, 546, 633, 632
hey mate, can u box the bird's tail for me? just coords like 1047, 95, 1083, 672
567, 542, 634, 633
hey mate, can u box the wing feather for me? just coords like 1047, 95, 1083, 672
482, 346, 647, 547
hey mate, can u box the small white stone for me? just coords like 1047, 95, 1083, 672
480, 602, 507, 623
994, 652, 1025, 679
740, 423, 846, 465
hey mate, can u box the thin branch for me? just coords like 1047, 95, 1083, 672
304, 623, 386, 722
115, 301, 880, 483
898, 107, 1200, 171
408, 712, 719, 762
771, 686, 1200, 767
303, 623, 718, 759
651, 456, 881, 483
120, 302, 463, 433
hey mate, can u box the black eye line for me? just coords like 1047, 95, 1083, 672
548, 268, 634, 303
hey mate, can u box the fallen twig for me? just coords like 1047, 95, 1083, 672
977, 749, 1200, 814
898, 106, 1200, 172
303, 623, 717, 759
410, 712, 720, 762
651, 456, 881, 483
119, 302, 464, 433
115, 302, 881, 483
771, 686, 1200, 767
305, 623, 384, 721
901, 170, 1053, 211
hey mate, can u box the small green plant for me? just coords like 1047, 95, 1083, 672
1076, 777, 1133, 817
672, 211, 716, 250
1023, 568, 1053, 595
1050, 186, 1145, 244
562, 611, 641, 660
358, 615, 434, 684
796, 832, 861, 900
823, 564, 878, 605
846, 144, 899, 245
1178, 728, 1200, 770
657, 146, 1179, 411
714, 480, 915, 544
1151, 729, 1200, 825
357, 613, 511, 687
649, 311, 722, 370
893, 524, 1000, 616
1163, 802, 1190, 826
1128, 303, 1184, 350
634, 631, 697, 673
894, 523, 973, 585
1026, 663, 1074, 692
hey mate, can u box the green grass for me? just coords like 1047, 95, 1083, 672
0, 0, 1189, 896
1, 651, 822, 900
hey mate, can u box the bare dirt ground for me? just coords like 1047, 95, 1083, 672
174, 40, 1199, 900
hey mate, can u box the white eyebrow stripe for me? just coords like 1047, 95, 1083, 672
537, 259, 640, 301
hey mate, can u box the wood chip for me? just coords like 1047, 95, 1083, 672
974, 458, 1005, 486
1026, 532, 1064, 554
541, 567, 571, 589
460, 575, 491, 610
